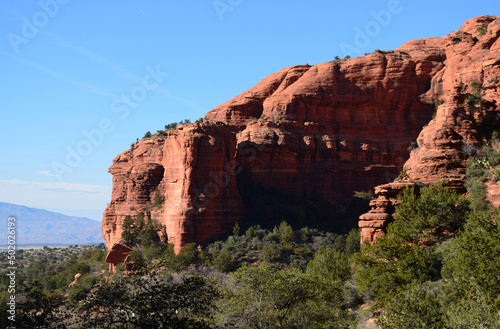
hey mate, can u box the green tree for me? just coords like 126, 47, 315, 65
154, 188, 164, 208
134, 212, 145, 231
390, 183, 470, 245
160, 243, 200, 271
121, 213, 149, 246
213, 248, 237, 273
306, 247, 351, 284
232, 222, 241, 236
277, 221, 295, 244
15, 281, 68, 328
259, 241, 281, 262
439, 210, 500, 327
121, 215, 136, 245
344, 228, 360, 256
245, 226, 256, 238
218, 262, 354, 328
218, 264, 313, 328
141, 218, 161, 248
76, 273, 217, 328
377, 281, 445, 329
353, 184, 471, 300
443, 285, 499, 329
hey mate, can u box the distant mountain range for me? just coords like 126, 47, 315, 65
0, 202, 104, 246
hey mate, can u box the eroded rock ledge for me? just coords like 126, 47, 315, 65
103, 16, 500, 268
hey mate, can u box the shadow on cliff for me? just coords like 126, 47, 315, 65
236, 167, 369, 234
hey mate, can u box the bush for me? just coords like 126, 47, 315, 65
344, 228, 360, 256
353, 184, 471, 299
218, 263, 355, 328
161, 243, 200, 271
245, 226, 255, 239
377, 282, 445, 329
259, 241, 281, 262
354, 190, 375, 200
76, 273, 217, 328
68, 274, 100, 303
214, 248, 237, 272
153, 188, 163, 208
276, 221, 295, 243
441, 212, 500, 301
165, 119, 191, 131
477, 23, 488, 35
390, 183, 470, 244
129, 249, 146, 267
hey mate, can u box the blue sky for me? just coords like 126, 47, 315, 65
0, 0, 497, 221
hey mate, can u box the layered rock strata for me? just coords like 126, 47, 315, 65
103, 16, 500, 267
404, 16, 500, 188
359, 181, 416, 243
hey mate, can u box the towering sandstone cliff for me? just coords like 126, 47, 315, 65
359, 16, 500, 242
103, 16, 500, 266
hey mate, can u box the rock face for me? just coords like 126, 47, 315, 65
102, 123, 246, 258
360, 15, 500, 241
403, 16, 500, 188
359, 181, 416, 243
105, 243, 133, 273
103, 16, 500, 265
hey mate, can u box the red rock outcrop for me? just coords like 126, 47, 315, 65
103, 16, 500, 266
359, 181, 416, 243
360, 16, 500, 241
68, 273, 82, 289
404, 16, 500, 188
102, 123, 246, 258
104, 242, 132, 273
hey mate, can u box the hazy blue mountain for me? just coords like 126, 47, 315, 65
0, 202, 104, 246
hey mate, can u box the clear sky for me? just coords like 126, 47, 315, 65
0, 0, 497, 221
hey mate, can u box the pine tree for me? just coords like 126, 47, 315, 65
121, 215, 135, 245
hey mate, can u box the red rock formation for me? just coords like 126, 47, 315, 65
486, 180, 500, 208
103, 16, 500, 267
213, 47, 446, 205
404, 16, 500, 189
104, 243, 132, 273
359, 181, 416, 243
102, 123, 246, 258
68, 273, 82, 289
360, 16, 500, 240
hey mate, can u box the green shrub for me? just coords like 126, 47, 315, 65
68, 274, 100, 303
407, 141, 419, 152
353, 184, 471, 299
153, 188, 163, 208
164, 119, 191, 131
260, 241, 281, 262
397, 169, 409, 180
245, 226, 255, 238
214, 248, 237, 272
161, 243, 200, 271
129, 249, 145, 267
232, 223, 240, 236
277, 221, 295, 243
477, 23, 488, 35
344, 228, 360, 256
377, 282, 445, 329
